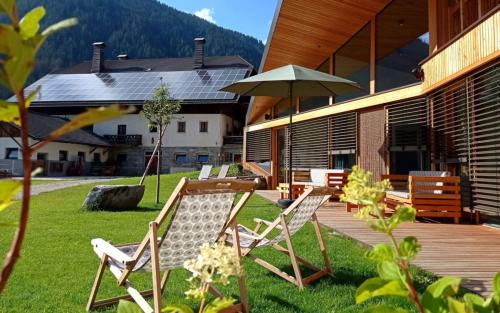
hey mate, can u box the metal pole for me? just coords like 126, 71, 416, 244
288, 82, 293, 200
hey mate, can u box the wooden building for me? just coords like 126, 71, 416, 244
244, 0, 500, 218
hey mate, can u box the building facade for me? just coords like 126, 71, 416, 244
244, 0, 500, 218
3, 38, 253, 176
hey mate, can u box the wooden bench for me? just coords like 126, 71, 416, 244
382, 172, 462, 223
277, 183, 305, 199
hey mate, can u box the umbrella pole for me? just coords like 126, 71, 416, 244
288, 82, 293, 201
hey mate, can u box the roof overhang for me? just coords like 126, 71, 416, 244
247, 0, 391, 124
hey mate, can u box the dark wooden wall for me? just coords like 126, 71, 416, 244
358, 107, 387, 181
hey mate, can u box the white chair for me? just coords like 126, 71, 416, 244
197, 165, 212, 180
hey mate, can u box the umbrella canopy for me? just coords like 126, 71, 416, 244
220, 64, 362, 205
220, 64, 362, 97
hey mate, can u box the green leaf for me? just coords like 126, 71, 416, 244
356, 277, 409, 303
448, 298, 467, 313
202, 297, 236, 313
422, 277, 462, 313
494, 273, 500, 296
0, 0, 17, 20
162, 304, 194, 313
47, 105, 135, 140
0, 100, 20, 124
363, 304, 408, 313
0, 179, 22, 212
117, 300, 143, 313
387, 206, 416, 231
41, 17, 78, 37
377, 261, 402, 281
0, 24, 23, 55
2, 43, 36, 92
367, 243, 396, 262
19, 6, 45, 39
399, 236, 421, 261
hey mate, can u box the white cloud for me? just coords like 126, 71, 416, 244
194, 8, 216, 24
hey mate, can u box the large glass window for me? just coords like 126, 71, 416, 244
438, 0, 499, 46
376, 0, 429, 93
334, 23, 370, 103
300, 59, 330, 111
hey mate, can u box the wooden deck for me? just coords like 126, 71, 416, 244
255, 190, 500, 296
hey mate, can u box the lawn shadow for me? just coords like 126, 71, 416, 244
261, 263, 373, 288
264, 294, 302, 312
81, 205, 161, 213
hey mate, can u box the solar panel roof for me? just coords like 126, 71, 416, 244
24, 68, 248, 104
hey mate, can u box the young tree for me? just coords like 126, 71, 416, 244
143, 82, 181, 203
0, 1, 132, 293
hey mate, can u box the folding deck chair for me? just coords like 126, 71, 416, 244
87, 178, 256, 313
198, 165, 213, 180
226, 187, 333, 289
217, 164, 230, 179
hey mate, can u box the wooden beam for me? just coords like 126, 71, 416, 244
370, 17, 376, 95
428, 0, 438, 54
329, 54, 334, 105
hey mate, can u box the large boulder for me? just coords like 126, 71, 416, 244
81, 185, 145, 211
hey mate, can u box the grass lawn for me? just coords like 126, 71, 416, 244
0, 172, 434, 313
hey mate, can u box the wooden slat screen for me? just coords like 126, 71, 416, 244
329, 112, 357, 154
468, 62, 500, 216
246, 129, 272, 162
386, 98, 428, 151
429, 82, 469, 163
285, 117, 329, 169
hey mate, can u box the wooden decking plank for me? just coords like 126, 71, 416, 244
255, 190, 500, 297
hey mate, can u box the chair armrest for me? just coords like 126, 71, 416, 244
254, 218, 283, 230
224, 226, 261, 241
91, 238, 135, 266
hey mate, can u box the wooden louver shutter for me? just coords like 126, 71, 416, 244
429, 82, 469, 163
468, 62, 500, 215
246, 129, 271, 162
286, 117, 329, 168
386, 98, 428, 151
329, 112, 357, 155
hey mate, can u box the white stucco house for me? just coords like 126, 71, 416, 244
2, 38, 253, 176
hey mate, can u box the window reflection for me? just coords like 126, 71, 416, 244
375, 0, 429, 93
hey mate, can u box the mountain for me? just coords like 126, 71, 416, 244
2, 0, 264, 97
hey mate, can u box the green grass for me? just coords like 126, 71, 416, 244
0, 172, 434, 313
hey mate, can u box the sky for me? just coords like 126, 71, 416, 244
160, 0, 278, 43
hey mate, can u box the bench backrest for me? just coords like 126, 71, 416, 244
409, 171, 448, 194
310, 169, 347, 185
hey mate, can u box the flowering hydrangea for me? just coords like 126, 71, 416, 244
184, 242, 241, 300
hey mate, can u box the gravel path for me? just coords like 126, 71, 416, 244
14, 178, 119, 200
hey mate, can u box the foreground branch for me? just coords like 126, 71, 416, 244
0, 91, 32, 293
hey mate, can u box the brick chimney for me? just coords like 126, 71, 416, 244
193, 38, 206, 69
91, 42, 105, 73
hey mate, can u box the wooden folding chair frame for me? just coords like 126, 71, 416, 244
235, 188, 333, 290
87, 178, 256, 313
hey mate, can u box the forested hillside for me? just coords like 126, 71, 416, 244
1, 0, 264, 97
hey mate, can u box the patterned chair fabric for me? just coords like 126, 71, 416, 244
110, 192, 236, 271
267, 195, 325, 245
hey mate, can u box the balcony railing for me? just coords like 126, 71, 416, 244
104, 135, 142, 146
223, 136, 243, 145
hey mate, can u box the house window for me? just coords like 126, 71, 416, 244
5, 148, 18, 160
149, 123, 158, 133
117, 154, 127, 163
117, 124, 127, 135
199, 121, 208, 133
77, 151, 85, 161
59, 150, 68, 161
177, 121, 186, 133
175, 153, 188, 163
197, 154, 209, 163
93, 153, 101, 162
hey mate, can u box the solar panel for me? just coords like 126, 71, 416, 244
25, 68, 248, 103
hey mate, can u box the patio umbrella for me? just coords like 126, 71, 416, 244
221, 64, 362, 206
